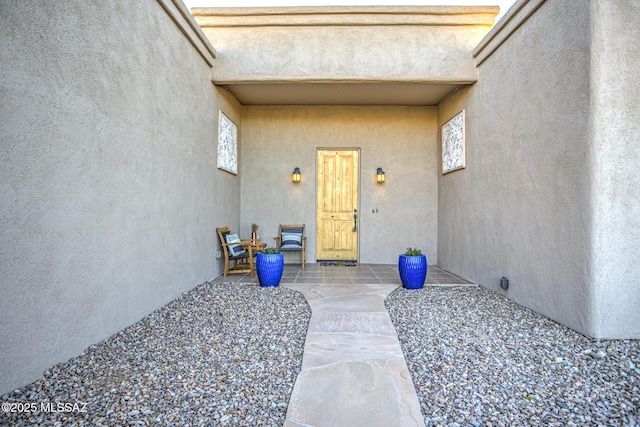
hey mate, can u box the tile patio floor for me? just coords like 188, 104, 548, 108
215, 264, 475, 426
225, 263, 476, 286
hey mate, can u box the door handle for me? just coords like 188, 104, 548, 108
353, 209, 358, 232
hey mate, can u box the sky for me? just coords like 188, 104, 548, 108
183, 0, 518, 23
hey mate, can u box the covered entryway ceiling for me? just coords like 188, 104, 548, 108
217, 82, 463, 106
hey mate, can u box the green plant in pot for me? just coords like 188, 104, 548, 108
256, 247, 284, 287
398, 247, 427, 289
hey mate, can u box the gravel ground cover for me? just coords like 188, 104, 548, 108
385, 285, 640, 427
4, 281, 638, 427
1, 282, 311, 427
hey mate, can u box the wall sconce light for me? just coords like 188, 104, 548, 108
376, 167, 385, 184
292, 167, 301, 183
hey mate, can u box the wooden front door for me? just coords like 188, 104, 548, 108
316, 149, 359, 261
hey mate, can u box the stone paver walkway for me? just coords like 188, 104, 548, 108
282, 282, 426, 427
226, 263, 474, 425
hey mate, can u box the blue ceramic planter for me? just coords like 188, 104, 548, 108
256, 252, 284, 287
398, 254, 427, 289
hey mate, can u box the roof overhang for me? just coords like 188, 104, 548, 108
193, 6, 498, 106
218, 82, 467, 106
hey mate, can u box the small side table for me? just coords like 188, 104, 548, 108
251, 239, 267, 253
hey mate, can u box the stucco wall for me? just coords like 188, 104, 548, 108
588, 0, 640, 338
194, 7, 496, 84
0, 0, 241, 393
437, 0, 596, 335
240, 106, 438, 264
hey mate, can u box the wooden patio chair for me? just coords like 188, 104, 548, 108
216, 226, 255, 278
273, 224, 306, 269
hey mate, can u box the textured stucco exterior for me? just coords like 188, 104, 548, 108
193, 7, 497, 85
239, 106, 438, 264
588, 0, 640, 338
437, 0, 640, 338
0, 0, 240, 393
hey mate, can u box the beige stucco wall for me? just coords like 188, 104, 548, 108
0, 0, 241, 393
588, 0, 640, 338
194, 7, 497, 84
438, 0, 593, 334
240, 106, 438, 264
438, 0, 640, 338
